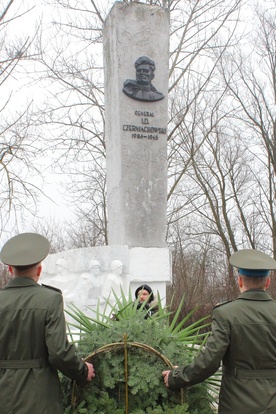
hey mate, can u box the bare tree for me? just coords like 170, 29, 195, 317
22, 0, 248, 311
0, 262, 11, 289
217, 3, 276, 256
30, 0, 243, 244
166, 2, 276, 306
0, 1, 46, 233
6, 0, 275, 311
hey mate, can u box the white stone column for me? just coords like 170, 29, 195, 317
44, 4, 172, 319
103, 2, 170, 248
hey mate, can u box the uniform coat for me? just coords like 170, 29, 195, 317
168, 289, 276, 414
0, 277, 88, 414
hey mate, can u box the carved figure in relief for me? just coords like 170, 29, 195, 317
72, 259, 102, 311
101, 259, 125, 306
50, 258, 70, 292
51, 258, 77, 303
86, 259, 102, 303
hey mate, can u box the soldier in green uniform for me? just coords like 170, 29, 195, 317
162, 249, 276, 414
0, 232, 95, 414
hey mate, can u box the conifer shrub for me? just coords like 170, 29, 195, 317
61, 292, 220, 413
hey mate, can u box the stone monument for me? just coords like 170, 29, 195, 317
42, 2, 171, 318
104, 2, 169, 248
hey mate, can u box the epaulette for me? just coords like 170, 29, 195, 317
213, 300, 232, 309
41, 283, 62, 294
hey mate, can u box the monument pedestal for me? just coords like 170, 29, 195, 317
42, 245, 171, 318
104, 2, 169, 248
103, 2, 171, 305
43, 3, 171, 318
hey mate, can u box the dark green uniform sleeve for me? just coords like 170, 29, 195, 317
168, 306, 230, 389
45, 292, 88, 384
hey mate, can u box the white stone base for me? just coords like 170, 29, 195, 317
42, 245, 171, 321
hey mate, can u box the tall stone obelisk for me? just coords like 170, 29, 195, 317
103, 2, 169, 248
42, 3, 171, 314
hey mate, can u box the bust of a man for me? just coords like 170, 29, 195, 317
123, 56, 164, 102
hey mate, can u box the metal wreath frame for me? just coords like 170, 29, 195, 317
72, 333, 185, 414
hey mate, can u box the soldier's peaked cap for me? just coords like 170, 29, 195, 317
229, 249, 276, 277
0, 232, 50, 266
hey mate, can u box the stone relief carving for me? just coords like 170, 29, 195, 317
41, 246, 170, 321
42, 255, 128, 315
71, 259, 103, 310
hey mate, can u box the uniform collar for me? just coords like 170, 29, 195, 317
4, 276, 38, 289
238, 289, 272, 301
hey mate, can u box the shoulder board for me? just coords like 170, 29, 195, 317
41, 283, 62, 294
213, 300, 232, 309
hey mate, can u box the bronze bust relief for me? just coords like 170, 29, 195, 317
123, 56, 164, 102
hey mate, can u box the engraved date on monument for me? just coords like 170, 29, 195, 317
132, 133, 158, 140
